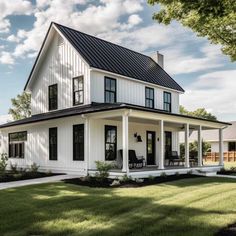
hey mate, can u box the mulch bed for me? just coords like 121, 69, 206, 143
64, 174, 200, 188
216, 223, 236, 236
0, 172, 62, 182
217, 170, 236, 176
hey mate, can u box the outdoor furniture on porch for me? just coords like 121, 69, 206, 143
166, 151, 184, 166
119, 150, 144, 169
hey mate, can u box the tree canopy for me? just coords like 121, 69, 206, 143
179, 105, 217, 121
148, 0, 236, 61
9, 92, 31, 121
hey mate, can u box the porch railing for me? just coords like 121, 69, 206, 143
205, 152, 236, 162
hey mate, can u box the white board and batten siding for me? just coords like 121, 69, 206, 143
0, 116, 86, 175
30, 32, 90, 115
90, 71, 180, 113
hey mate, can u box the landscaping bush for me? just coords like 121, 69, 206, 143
95, 161, 113, 182
30, 163, 40, 173
0, 153, 8, 174
10, 163, 18, 174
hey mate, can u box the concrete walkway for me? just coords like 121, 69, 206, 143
0, 174, 79, 190
215, 174, 236, 179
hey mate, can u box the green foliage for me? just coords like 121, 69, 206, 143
9, 92, 31, 121
148, 0, 236, 61
180, 105, 217, 121
160, 172, 167, 177
30, 163, 40, 173
0, 153, 8, 174
148, 175, 155, 181
10, 163, 18, 174
121, 174, 132, 182
95, 161, 113, 181
180, 141, 211, 158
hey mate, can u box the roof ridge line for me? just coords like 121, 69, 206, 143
53, 22, 154, 60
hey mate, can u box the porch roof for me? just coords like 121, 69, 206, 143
0, 103, 231, 129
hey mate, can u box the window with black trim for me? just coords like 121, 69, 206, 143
73, 124, 84, 161
145, 87, 154, 108
163, 92, 171, 112
49, 84, 58, 111
105, 125, 117, 161
49, 128, 57, 160
73, 76, 84, 105
105, 77, 116, 103
228, 142, 236, 151
9, 131, 27, 158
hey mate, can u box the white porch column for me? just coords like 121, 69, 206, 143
158, 120, 164, 169
122, 113, 129, 174
219, 128, 224, 166
198, 125, 203, 167
185, 123, 190, 168
84, 117, 90, 175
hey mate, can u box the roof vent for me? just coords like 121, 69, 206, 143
151, 51, 164, 68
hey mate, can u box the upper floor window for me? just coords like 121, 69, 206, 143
9, 131, 27, 159
49, 84, 58, 111
105, 77, 116, 103
49, 127, 57, 160
163, 91, 171, 112
145, 87, 154, 108
73, 124, 84, 161
73, 76, 84, 106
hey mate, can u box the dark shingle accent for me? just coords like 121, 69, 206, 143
54, 23, 184, 92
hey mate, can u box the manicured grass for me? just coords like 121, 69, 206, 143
1, 177, 236, 236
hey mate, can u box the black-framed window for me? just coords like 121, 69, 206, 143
145, 87, 154, 108
163, 92, 171, 112
73, 76, 84, 105
228, 142, 236, 151
8, 131, 27, 158
73, 124, 84, 161
49, 84, 58, 111
105, 125, 117, 161
105, 77, 116, 103
49, 128, 57, 160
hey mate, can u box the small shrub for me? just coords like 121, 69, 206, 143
95, 161, 113, 182
0, 153, 8, 174
187, 170, 193, 175
10, 163, 18, 174
230, 167, 236, 172
30, 163, 40, 173
148, 175, 155, 181
175, 172, 180, 176
121, 174, 132, 182
135, 178, 144, 183
160, 172, 167, 178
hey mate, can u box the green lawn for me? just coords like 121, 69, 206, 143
1, 177, 236, 236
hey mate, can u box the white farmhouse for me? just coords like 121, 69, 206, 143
0, 23, 230, 177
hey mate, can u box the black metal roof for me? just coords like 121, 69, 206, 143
52, 23, 184, 92
0, 103, 230, 129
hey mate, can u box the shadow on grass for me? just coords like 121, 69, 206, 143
1, 177, 236, 236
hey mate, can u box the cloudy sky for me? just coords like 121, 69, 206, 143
0, 0, 235, 123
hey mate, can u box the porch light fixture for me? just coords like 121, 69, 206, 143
134, 133, 142, 142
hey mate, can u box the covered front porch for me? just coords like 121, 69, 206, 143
86, 106, 228, 178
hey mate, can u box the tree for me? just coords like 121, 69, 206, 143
179, 105, 217, 121
148, 0, 236, 61
180, 141, 211, 158
9, 92, 31, 121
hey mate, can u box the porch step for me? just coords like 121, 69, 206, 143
192, 169, 217, 177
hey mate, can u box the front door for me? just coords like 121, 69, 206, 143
146, 131, 156, 165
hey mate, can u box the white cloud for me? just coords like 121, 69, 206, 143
7, 34, 20, 43
128, 14, 142, 26
180, 70, 236, 119
0, 0, 33, 33
0, 51, 15, 64
11, 0, 144, 58
0, 114, 12, 124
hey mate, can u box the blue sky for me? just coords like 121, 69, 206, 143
0, 0, 235, 123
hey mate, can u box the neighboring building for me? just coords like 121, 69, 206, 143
0, 22, 230, 177
180, 121, 236, 153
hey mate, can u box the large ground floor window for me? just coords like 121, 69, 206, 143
73, 124, 84, 161
105, 125, 117, 161
8, 131, 27, 158
49, 128, 58, 160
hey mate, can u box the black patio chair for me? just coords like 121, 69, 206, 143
119, 150, 144, 168
167, 151, 183, 166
